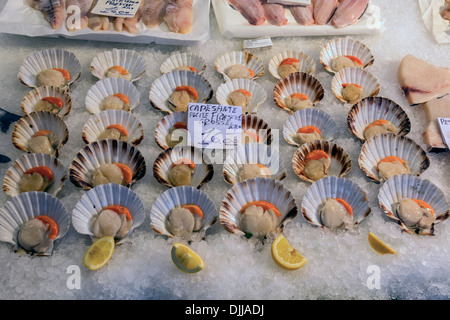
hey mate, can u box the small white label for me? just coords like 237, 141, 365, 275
90, 0, 142, 18
243, 37, 273, 50
187, 103, 242, 149
437, 117, 450, 147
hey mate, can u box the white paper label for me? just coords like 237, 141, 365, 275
243, 37, 273, 49
91, 0, 142, 18
437, 117, 450, 147
187, 103, 242, 149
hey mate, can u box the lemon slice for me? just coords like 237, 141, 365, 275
271, 234, 307, 270
171, 242, 205, 273
368, 232, 397, 255
83, 236, 115, 270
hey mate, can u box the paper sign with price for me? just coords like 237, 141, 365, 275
188, 103, 242, 149
91, 0, 142, 18
438, 118, 450, 148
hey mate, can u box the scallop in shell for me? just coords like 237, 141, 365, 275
154, 111, 189, 150
68, 139, 146, 190
215, 51, 265, 82
21, 86, 72, 117
72, 183, 146, 243
82, 109, 144, 146
358, 133, 430, 183
331, 67, 380, 104
160, 52, 207, 75
347, 97, 411, 142
150, 186, 217, 238
242, 114, 272, 145
378, 174, 449, 235
18, 48, 81, 88
269, 50, 316, 79
219, 177, 298, 237
0, 191, 70, 255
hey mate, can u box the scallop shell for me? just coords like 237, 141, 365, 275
0, 191, 71, 255
273, 72, 325, 114
378, 175, 449, 235
21, 86, 72, 117
68, 139, 146, 190
301, 176, 371, 229
153, 145, 214, 189
283, 108, 338, 147
331, 67, 380, 104
269, 50, 317, 79
215, 78, 267, 114
358, 133, 430, 183
85, 77, 141, 114
90, 49, 147, 82
18, 49, 81, 88
160, 52, 207, 75
150, 186, 217, 238
223, 143, 287, 185
219, 177, 298, 237
215, 51, 265, 81
242, 114, 272, 145
292, 140, 352, 183
72, 183, 146, 243
149, 70, 213, 113
3, 153, 66, 198
347, 97, 411, 142
82, 109, 144, 146
12, 111, 69, 157
154, 111, 189, 150
320, 38, 375, 74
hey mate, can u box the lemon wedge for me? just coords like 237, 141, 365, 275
368, 232, 397, 255
271, 234, 307, 270
171, 242, 205, 273
83, 236, 115, 271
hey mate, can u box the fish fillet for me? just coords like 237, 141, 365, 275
141, 0, 169, 28
114, 1, 145, 33
27, 0, 65, 29
260, 0, 288, 26
228, 0, 266, 26
291, 5, 314, 25
65, 0, 94, 31
164, 0, 193, 34
313, 0, 338, 25
422, 96, 450, 152
398, 55, 450, 105
331, 0, 369, 28
87, 0, 110, 31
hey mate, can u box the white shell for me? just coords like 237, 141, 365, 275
3, 153, 66, 198
347, 97, 411, 142
223, 143, 287, 185
90, 49, 147, 82
219, 177, 298, 237
72, 183, 146, 242
154, 111, 189, 150
0, 191, 70, 255
68, 139, 146, 190
320, 38, 375, 74
378, 175, 449, 235
283, 108, 338, 147
160, 52, 207, 75
18, 49, 81, 88
269, 51, 316, 79
242, 114, 272, 145
215, 51, 265, 81
153, 145, 214, 189
82, 109, 144, 146
331, 67, 380, 104
149, 70, 213, 113
215, 78, 267, 114
301, 176, 371, 229
273, 72, 325, 114
12, 111, 69, 157
358, 133, 430, 183
149, 186, 217, 238
85, 77, 141, 114
21, 86, 72, 117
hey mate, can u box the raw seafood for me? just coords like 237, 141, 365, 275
36, 69, 67, 87
398, 55, 450, 105
91, 207, 133, 239
303, 150, 330, 181
114, 1, 145, 33
238, 164, 270, 181
164, 0, 193, 34
396, 199, 436, 231
341, 83, 363, 104
168, 161, 195, 187
285, 93, 312, 111
141, 0, 169, 28
27, 0, 64, 29
313, 0, 338, 25
168, 206, 202, 236
331, 0, 369, 28
240, 204, 279, 236
260, 0, 288, 26
65, 0, 94, 31
290, 5, 314, 26
87, 0, 110, 31
18, 217, 55, 253
422, 96, 450, 152
295, 126, 322, 145
320, 198, 353, 229
364, 120, 396, 140
377, 157, 411, 180
331, 55, 363, 72
228, 0, 266, 25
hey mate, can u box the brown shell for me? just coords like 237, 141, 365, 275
242, 114, 272, 145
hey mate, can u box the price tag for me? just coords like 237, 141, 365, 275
90, 0, 142, 18
437, 118, 450, 148
187, 103, 242, 149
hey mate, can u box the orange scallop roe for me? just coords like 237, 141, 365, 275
298, 126, 322, 135
173, 122, 188, 130
187, 66, 198, 73
365, 119, 389, 132
305, 150, 329, 162
237, 89, 252, 97
175, 86, 199, 100
240, 200, 281, 218
172, 158, 196, 169
344, 55, 363, 66
109, 65, 129, 75
35, 215, 58, 239
376, 156, 405, 171
342, 83, 363, 89
335, 198, 353, 216
279, 58, 300, 66
104, 205, 133, 221
33, 130, 52, 137
113, 163, 133, 185
411, 199, 435, 215
42, 97, 63, 108
248, 69, 255, 77
52, 68, 71, 81
290, 93, 310, 100
25, 166, 54, 181
243, 130, 260, 142
106, 124, 129, 136
113, 93, 130, 104
256, 164, 271, 176
182, 204, 204, 218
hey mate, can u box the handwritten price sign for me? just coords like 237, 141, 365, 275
91, 0, 142, 18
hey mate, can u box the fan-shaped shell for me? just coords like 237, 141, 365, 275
21, 86, 72, 117
154, 111, 189, 150
160, 52, 207, 75
215, 51, 265, 81
269, 51, 316, 79
331, 67, 380, 104
242, 114, 272, 145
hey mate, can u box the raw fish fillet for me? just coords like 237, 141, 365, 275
331, 0, 368, 28
27, 0, 65, 29
0, 107, 21, 133
114, 1, 145, 33
65, 0, 94, 31
141, 0, 169, 28
398, 55, 450, 105
87, 0, 110, 31
228, 0, 266, 26
260, 0, 288, 26
313, 0, 338, 25
422, 96, 450, 152
164, 0, 193, 34
290, 5, 314, 25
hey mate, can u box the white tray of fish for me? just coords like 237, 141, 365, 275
0, 0, 210, 46
212, 0, 382, 39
